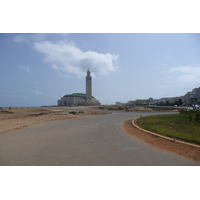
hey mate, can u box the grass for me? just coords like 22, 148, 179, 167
136, 114, 200, 145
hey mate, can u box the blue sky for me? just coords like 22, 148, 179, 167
1, 33, 200, 107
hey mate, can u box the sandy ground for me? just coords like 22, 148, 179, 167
1, 106, 199, 162
0, 107, 107, 135
94, 105, 178, 112
123, 119, 200, 162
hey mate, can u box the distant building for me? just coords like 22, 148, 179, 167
116, 102, 122, 106
126, 101, 136, 106
182, 87, 200, 105
122, 86, 200, 106
135, 99, 148, 105
57, 70, 100, 106
86, 69, 92, 102
148, 97, 153, 105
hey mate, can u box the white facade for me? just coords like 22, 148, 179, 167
58, 94, 87, 106
116, 102, 122, 106
124, 87, 200, 106
57, 70, 100, 106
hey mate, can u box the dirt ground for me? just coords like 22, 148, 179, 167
94, 105, 178, 112
0, 107, 108, 135
1, 106, 199, 162
123, 119, 200, 162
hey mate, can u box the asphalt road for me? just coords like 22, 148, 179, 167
0, 110, 199, 166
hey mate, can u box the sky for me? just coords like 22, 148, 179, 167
1, 33, 200, 107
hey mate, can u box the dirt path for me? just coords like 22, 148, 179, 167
0, 107, 107, 135
123, 119, 200, 162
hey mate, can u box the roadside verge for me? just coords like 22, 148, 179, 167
132, 118, 200, 149
123, 119, 200, 162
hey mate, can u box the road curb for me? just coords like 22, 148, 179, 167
132, 118, 200, 149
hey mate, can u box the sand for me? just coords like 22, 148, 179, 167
0, 107, 107, 135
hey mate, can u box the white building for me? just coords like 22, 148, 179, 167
123, 87, 200, 106
116, 102, 122, 106
57, 70, 100, 106
180, 87, 200, 105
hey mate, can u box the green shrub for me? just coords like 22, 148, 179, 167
136, 114, 200, 145
179, 109, 200, 122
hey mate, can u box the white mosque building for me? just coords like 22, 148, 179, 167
57, 70, 101, 106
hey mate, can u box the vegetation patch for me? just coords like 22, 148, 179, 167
136, 114, 200, 145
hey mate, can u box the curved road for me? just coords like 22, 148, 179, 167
0, 110, 199, 166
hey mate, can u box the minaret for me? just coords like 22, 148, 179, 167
86, 69, 92, 102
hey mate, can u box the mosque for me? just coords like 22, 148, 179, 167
57, 70, 101, 106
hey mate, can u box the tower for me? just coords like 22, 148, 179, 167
86, 69, 92, 102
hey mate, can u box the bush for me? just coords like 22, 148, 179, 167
179, 109, 200, 122
136, 114, 200, 145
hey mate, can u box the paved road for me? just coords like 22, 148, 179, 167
0, 110, 199, 166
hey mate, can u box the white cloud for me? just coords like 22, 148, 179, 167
162, 65, 200, 88
12, 35, 30, 44
33, 90, 42, 95
12, 34, 46, 45
169, 65, 200, 83
17, 65, 31, 73
51, 64, 59, 70
34, 40, 119, 77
